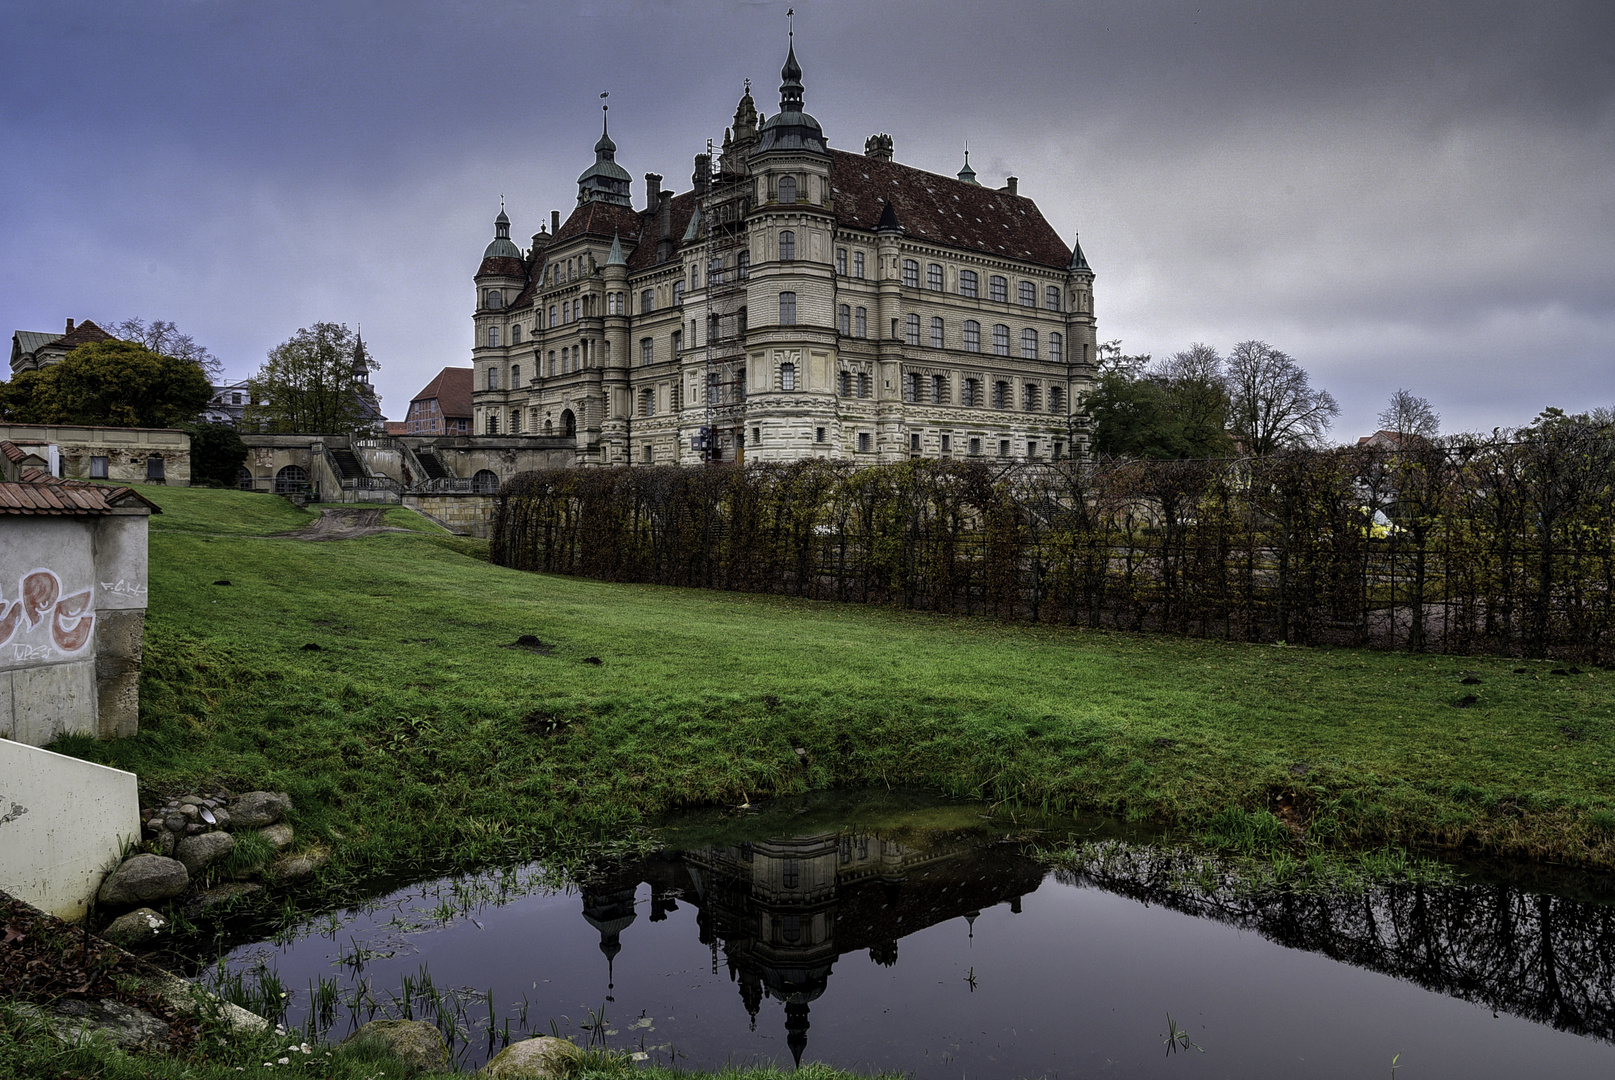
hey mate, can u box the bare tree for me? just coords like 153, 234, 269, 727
1094, 338, 1151, 381
1378, 388, 1440, 442
111, 318, 223, 382
1224, 340, 1338, 454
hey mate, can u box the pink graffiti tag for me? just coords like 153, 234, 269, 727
0, 570, 94, 654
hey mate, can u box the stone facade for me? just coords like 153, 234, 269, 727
0, 424, 191, 486
465, 44, 1097, 468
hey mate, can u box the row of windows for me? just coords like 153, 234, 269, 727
484, 412, 577, 437
830, 252, 1063, 310
897, 373, 1067, 412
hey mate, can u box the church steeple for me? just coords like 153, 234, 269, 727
755, 16, 825, 155
483, 203, 521, 259
577, 94, 634, 206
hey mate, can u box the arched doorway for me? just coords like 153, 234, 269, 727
274, 465, 309, 494
561, 409, 577, 437
472, 469, 499, 494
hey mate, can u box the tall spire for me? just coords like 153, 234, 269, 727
957, 146, 978, 185
577, 91, 633, 206
606, 230, 625, 266
779, 8, 803, 113
756, 9, 825, 155
1068, 231, 1091, 272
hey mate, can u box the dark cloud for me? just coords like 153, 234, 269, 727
2, 0, 1610, 438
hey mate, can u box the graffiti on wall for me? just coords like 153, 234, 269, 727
0, 569, 95, 665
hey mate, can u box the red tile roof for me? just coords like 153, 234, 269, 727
0, 474, 160, 516
410, 366, 474, 421
55, 319, 114, 351
1, 440, 47, 465
475, 256, 527, 279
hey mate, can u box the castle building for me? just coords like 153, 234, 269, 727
469, 42, 1097, 466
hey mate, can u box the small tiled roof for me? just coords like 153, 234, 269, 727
1, 440, 47, 465
0, 474, 160, 516
410, 366, 474, 421
475, 255, 526, 279
557, 200, 646, 246
56, 320, 114, 350
828, 149, 1072, 269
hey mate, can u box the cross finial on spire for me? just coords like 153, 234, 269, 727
600, 91, 609, 134
787, 7, 794, 37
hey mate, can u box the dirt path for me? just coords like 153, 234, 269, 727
286, 507, 409, 541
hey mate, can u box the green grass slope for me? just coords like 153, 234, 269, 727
56, 485, 1615, 873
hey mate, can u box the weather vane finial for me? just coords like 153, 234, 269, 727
744, 77, 751, 95
787, 7, 794, 38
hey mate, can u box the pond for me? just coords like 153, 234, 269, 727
203, 792, 1615, 1078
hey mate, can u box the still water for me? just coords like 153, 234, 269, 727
211, 793, 1615, 1078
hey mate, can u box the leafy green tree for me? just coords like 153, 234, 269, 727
180, 422, 249, 487
1083, 341, 1234, 459
245, 322, 376, 433
0, 340, 211, 427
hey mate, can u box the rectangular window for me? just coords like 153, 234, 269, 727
511, 364, 520, 385
931, 374, 946, 404
738, 250, 750, 279
89, 455, 108, 479
836, 248, 847, 275
993, 380, 1010, 409
969, 436, 981, 456
839, 370, 851, 396
1049, 331, 1064, 364
1054, 440, 1065, 459
511, 324, 521, 344
960, 270, 978, 298
903, 373, 918, 402
858, 432, 871, 452
999, 439, 1011, 457
781, 362, 797, 390
1046, 285, 1061, 311
1050, 385, 1065, 413
838, 304, 851, 335
511, 409, 522, 433
858, 372, 872, 398
993, 324, 1010, 355
853, 251, 865, 279
1019, 281, 1036, 306
1028, 439, 1038, 457
1024, 383, 1041, 411
641, 289, 654, 314
965, 377, 980, 406
905, 313, 920, 346
928, 263, 944, 291
963, 321, 980, 352
671, 329, 682, 356
779, 292, 797, 325
990, 275, 1008, 303
930, 316, 944, 349
673, 281, 685, 306
854, 307, 867, 338
548, 351, 556, 376
487, 326, 499, 348
549, 305, 557, 326
487, 366, 499, 390
910, 432, 921, 451
902, 259, 919, 287
816, 427, 826, 443
941, 433, 951, 453
641, 338, 654, 365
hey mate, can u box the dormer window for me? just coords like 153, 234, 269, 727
778, 175, 797, 204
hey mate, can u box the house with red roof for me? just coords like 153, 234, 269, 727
9, 319, 115, 376
404, 366, 474, 436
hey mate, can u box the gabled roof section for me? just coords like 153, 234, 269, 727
627, 192, 696, 271
0, 474, 160, 516
557, 200, 646, 245
12, 330, 59, 356
410, 366, 474, 421
827, 149, 1072, 269
56, 320, 113, 350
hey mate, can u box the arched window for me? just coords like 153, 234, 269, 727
472, 469, 499, 494
1049, 331, 1064, 364
237, 466, 254, 491
547, 350, 556, 376
780, 362, 796, 391
779, 292, 797, 325
990, 275, 1008, 303
562, 409, 576, 436
1021, 328, 1037, 359
992, 324, 1010, 355
932, 374, 947, 404
963, 320, 980, 352
928, 263, 944, 291
673, 280, 685, 306
485, 413, 499, 434
930, 316, 944, 349
487, 326, 500, 348
511, 324, 522, 344
905, 313, 920, 345
779, 230, 795, 261
1019, 281, 1036, 307
273, 465, 308, 494
854, 307, 867, 338
836, 248, 847, 275
549, 304, 557, 326
486, 289, 503, 309
778, 175, 797, 204
1046, 285, 1061, 311
838, 305, 851, 335
960, 270, 978, 298
511, 364, 520, 385
640, 289, 655, 314
487, 366, 499, 390
902, 259, 919, 287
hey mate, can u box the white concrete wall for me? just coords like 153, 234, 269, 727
0, 518, 101, 742
0, 740, 139, 920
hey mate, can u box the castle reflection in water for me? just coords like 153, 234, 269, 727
579, 827, 1044, 1064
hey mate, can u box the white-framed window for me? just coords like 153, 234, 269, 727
487, 326, 499, 348
853, 251, 865, 279
855, 307, 867, 338
1021, 328, 1037, 359
992, 324, 1010, 355
931, 373, 947, 404
905, 313, 920, 346
1046, 285, 1061, 311
89, 455, 108, 479
487, 365, 499, 390
960, 269, 978, 298
990, 275, 1008, 303
780, 362, 797, 391
778, 175, 797, 203
928, 263, 944, 291
640, 289, 654, 314
838, 304, 851, 335
1019, 281, 1036, 306
779, 230, 796, 261
641, 338, 653, 365
779, 292, 797, 325
902, 259, 919, 287
1049, 331, 1064, 363
930, 316, 944, 349
963, 320, 980, 352
836, 247, 847, 275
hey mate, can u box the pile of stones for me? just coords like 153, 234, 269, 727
96, 790, 327, 946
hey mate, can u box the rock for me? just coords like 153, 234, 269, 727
185, 882, 263, 913
230, 791, 292, 829
153, 831, 176, 857
481, 1036, 583, 1079
102, 907, 169, 946
98, 854, 189, 906
342, 1019, 451, 1074
146, 817, 163, 833
269, 850, 328, 880
213, 807, 232, 830
259, 823, 294, 851
163, 812, 188, 833
32, 997, 171, 1051
175, 831, 234, 875
178, 803, 201, 821
185, 823, 204, 835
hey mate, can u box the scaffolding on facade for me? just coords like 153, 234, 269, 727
696, 141, 752, 463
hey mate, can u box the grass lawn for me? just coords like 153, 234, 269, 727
47, 483, 1615, 876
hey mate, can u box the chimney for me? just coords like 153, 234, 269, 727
1005, 177, 1019, 196
65, 318, 74, 334
645, 173, 663, 215
550, 210, 560, 234
693, 154, 711, 198
656, 191, 674, 262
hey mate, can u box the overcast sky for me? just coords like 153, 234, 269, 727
3, 0, 1610, 439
